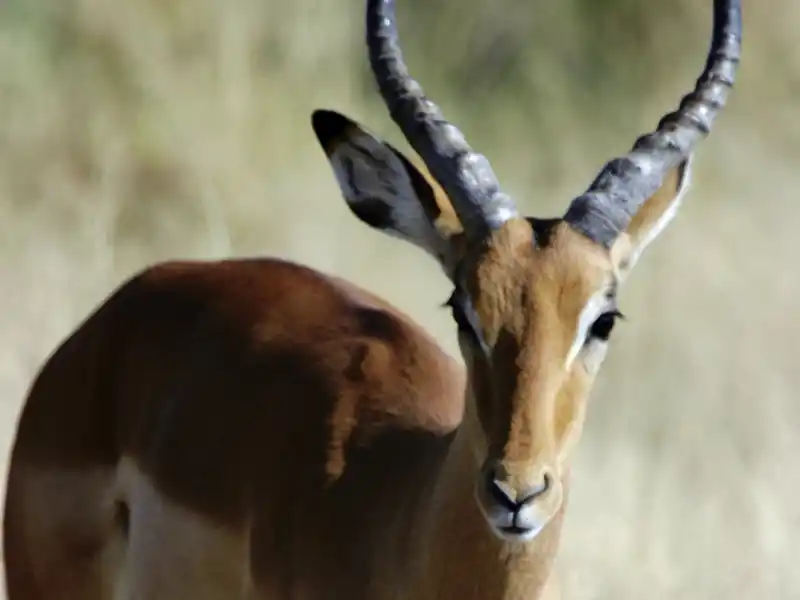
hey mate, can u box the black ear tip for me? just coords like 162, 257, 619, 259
311, 109, 353, 145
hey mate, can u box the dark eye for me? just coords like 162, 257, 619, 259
444, 290, 474, 334
588, 310, 624, 342
443, 288, 491, 356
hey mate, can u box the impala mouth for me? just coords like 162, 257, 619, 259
475, 463, 560, 543
499, 524, 534, 536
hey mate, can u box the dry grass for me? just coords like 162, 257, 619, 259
0, 0, 798, 598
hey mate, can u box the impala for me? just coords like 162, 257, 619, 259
3, 0, 740, 598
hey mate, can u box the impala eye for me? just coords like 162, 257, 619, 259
588, 310, 625, 342
443, 288, 489, 354
445, 290, 473, 334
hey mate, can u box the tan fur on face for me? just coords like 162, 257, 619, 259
461, 220, 615, 517
314, 110, 691, 556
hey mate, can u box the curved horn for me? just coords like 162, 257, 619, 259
365, 0, 518, 239
563, 0, 742, 248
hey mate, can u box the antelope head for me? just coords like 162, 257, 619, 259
312, 0, 741, 543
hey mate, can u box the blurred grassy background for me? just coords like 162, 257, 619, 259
0, 0, 797, 598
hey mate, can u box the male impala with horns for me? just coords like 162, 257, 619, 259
3, 1, 740, 599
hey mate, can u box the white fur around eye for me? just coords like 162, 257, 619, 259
565, 290, 608, 371
579, 338, 610, 376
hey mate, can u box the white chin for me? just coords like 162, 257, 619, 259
491, 524, 543, 543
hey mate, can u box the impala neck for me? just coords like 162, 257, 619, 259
419, 393, 568, 600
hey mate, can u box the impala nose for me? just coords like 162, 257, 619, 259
486, 467, 550, 510
477, 462, 561, 541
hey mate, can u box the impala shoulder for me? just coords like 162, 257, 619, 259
120, 259, 465, 432
327, 275, 466, 435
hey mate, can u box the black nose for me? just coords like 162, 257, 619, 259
486, 468, 550, 510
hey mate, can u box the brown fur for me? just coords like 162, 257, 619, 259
4, 258, 466, 600
3, 108, 688, 600
309, 108, 690, 599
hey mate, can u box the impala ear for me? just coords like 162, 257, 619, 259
611, 158, 692, 281
311, 109, 467, 279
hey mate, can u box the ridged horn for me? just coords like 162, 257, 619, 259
365, 0, 519, 239
563, 0, 742, 248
